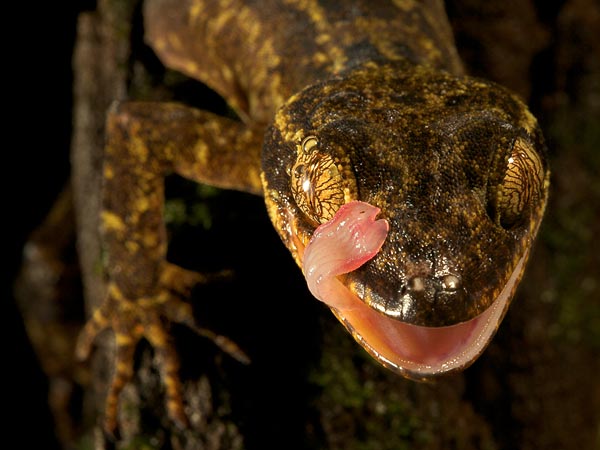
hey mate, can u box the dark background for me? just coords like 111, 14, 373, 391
6, 3, 81, 448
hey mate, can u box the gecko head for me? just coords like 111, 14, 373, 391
261, 60, 549, 377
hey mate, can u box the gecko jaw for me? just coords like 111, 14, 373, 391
330, 253, 525, 377
299, 200, 527, 377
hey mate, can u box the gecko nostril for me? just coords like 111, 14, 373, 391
406, 276, 426, 292
440, 274, 461, 292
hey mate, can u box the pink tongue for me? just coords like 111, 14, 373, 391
302, 201, 389, 310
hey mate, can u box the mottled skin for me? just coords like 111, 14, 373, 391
77, 0, 549, 434
266, 62, 547, 326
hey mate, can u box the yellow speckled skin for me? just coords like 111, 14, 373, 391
263, 61, 547, 326
78, 0, 549, 434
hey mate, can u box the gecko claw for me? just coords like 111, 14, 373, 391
189, 325, 251, 365
77, 263, 249, 434
75, 299, 112, 361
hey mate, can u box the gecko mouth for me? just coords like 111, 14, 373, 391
300, 200, 526, 377
331, 253, 524, 377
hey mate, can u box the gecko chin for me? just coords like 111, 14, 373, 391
330, 253, 526, 378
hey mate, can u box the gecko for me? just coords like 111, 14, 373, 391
73, 0, 550, 434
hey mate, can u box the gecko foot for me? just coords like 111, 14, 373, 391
75, 262, 249, 435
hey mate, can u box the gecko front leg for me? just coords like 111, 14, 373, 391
76, 101, 263, 434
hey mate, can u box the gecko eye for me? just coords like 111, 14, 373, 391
490, 137, 546, 229
290, 136, 347, 225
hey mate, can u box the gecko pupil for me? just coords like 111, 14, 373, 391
294, 164, 305, 178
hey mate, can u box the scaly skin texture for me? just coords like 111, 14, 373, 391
76, 0, 549, 435
262, 60, 548, 327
